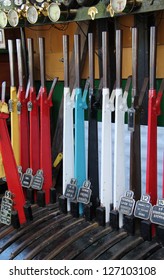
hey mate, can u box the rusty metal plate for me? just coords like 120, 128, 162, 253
0, 200, 163, 260
0, 207, 61, 255
147, 248, 164, 260
74, 229, 127, 260
122, 240, 161, 260
53, 226, 113, 260
43, 222, 98, 260
97, 236, 144, 260
24, 218, 87, 260
5, 214, 73, 260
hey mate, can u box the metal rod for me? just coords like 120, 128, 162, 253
149, 26, 156, 89
8, 40, 15, 87
20, 27, 28, 82
16, 39, 24, 88
48, 77, 58, 100
27, 38, 34, 87
138, 77, 149, 107
124, 75, 132, 92
39, 37, 45, 88
159, 78, 164, 93
74, 34, 80, 88
132, 27, 138, 98
102, 31, 108, 88
116, 30, 122, 89
1, 81, 6, 102
63, 35, 69, 88
88, 33, 94, 90
25, 79, 30, 99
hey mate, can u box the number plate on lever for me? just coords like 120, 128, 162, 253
64, 178, 77, 201
77, 180, 92, 204
0, 191, 13, 225
134, 194, 152, 220
128, 107, 135, 132
119, 190, 135, 216
22, 168, 33, 188
18, 165, 23, 182
31, 169, 44, 190
150, 199, 164, 226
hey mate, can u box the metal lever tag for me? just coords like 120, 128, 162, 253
8, 99, 13, 112
22, 168, 33, 188
119, 190, 135, 216
17, 101, 21, 114
150, 199, 164, 226
31, 169, 44, 190
77, 180, 92, 204
27, 101, 33, 111
64, 178, 77, 201
18, 166, 23, 182
134, 194, 152, 220
0, 191, 13, 225
128, 107, 135, 132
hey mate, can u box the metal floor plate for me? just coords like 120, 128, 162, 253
0, 203, 163, 260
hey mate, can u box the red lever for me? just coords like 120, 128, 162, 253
28, 87, 40, 173
146, 84, 163, 206
146, 89, 157, 205
0, 112, 26, 224
155, 92, 162, 116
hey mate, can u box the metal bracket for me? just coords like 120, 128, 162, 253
27, 101, 33, 111
108, 89, 115, 111
17, 101, 22, 114
119, 89, 128, 111
88, 7, 98, 20
8, 99, 13, 112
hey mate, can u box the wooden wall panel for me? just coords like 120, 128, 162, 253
25, 23, 89, 80
157, 15, 164, 45
157, 45, 164, 78
25, 22, 101, 81
117, 15, 134, 48
24, 14, 164, 81
122, 47, 132, 78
